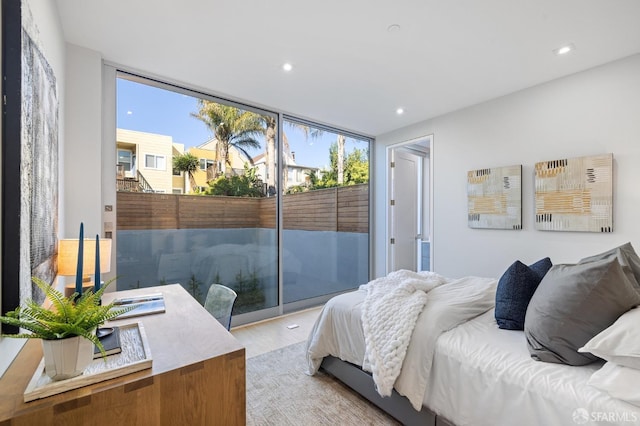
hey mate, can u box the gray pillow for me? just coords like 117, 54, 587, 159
524, 257, 640, 366
579, 242, 640, 291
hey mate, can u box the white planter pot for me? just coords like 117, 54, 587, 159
41, 335, 94, 381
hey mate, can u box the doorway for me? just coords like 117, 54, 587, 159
387, 136, 432, 273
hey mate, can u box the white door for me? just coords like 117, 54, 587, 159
390, 149, 421, 271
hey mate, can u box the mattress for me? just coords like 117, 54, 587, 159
307, 290, 640, 426
425, 310, 639, 426
308, 275, 498, 409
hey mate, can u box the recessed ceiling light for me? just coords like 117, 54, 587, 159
387, 24, 401, 33
396, 108, 404, 115
553, 43, 575, 56
282, 63, 293, 72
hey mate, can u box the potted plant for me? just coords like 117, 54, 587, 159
0, 277, 132, 381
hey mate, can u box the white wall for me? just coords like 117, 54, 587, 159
374, 54, 640, 280
63, 44, 103, 240
49, 41, 118, 286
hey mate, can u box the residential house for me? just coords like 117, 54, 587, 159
187, 145, 218, 191
116, 128, 174, 193
116, 129, 257, 194
190, 138, 253, 191
171, 142, 186, 194
252, 150, 322, 192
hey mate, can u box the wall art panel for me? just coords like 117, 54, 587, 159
534, 153, 612, 232
467, 165, 522, 230
2, 1, 59, 333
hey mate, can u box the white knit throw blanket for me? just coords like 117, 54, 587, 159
360, 270, 447, 397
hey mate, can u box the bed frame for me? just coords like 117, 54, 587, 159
320, 356, 455, 426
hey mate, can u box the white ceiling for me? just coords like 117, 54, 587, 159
55, 0, 640, 137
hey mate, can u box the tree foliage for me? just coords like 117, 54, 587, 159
191, 101, 264, 175
343, 147, 369, 184
287, 142, 368, 193
206, 164, 265, 197
173, 152, 200, 193
173, 152, 200, 175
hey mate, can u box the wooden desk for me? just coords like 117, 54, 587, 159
0, 284, 246, 425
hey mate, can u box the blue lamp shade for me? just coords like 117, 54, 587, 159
58, 239, 112, 283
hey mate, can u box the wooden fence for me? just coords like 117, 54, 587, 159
117, 184, 369, 233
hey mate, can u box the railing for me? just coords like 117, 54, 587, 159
136, 171, 154, 193
116, 169, 154, 193
117, 179, 141, 192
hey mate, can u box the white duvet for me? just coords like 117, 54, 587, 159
307, 274, 497, 410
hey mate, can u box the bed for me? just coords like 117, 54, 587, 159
306, 263, 640, 426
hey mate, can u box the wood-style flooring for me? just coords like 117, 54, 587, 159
231, 307, 322, 358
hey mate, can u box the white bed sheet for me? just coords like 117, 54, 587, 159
306, 290, 640, 425
426, 310, 640, 426
306, 289, 367, 373
307, 276, 497, 409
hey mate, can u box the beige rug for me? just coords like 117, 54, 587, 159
246, 341, 401, 426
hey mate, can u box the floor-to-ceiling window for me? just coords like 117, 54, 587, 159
281, 117, 370, 311
113, 72, 370, 324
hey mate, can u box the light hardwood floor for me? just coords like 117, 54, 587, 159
231, 307, 323, 358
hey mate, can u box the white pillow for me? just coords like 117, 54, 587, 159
578, 306, 640, 369
588, 362, 640, 407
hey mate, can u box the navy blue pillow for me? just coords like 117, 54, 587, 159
495, 257, 552, 330
529, 257, 553, 281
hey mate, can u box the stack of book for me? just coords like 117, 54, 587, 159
94, 326, 122, 358
111, 293, 166, 319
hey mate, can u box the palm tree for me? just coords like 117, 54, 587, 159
173, 152, 199, 193
192, 101, 264, 176
261, 119, 322, 193
264, 116, 277, 190
282, 124, 346, 187
336, 134, 345, 185
280, 122, 324, 191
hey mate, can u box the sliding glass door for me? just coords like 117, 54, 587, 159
114, 74, 278, 324
113, 72, 370, 324
281, 118, 370, 310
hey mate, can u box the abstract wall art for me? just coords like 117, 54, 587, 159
534, 153, 613, 232
2, 1, 59, 333
467, 165, 522, 230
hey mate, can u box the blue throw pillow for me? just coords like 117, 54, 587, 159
495, 257, 552, 330
529, 257, 553, 281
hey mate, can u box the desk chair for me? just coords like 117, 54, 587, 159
204, 284, 237, 330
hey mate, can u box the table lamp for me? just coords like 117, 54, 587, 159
58, 237, 112, 298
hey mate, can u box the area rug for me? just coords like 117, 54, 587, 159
246, 341, 400, 425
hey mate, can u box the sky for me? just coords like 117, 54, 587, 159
116, 78, 369, 170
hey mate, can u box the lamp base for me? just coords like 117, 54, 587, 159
64, 283, 95, 298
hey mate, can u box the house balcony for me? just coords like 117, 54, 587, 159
116, 165, 154, 192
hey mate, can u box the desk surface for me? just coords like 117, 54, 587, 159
0, 284, 245, 422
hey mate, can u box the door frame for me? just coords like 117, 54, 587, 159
386, 135, 433, 274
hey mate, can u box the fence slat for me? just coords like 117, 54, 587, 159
116, 184, 368, 233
